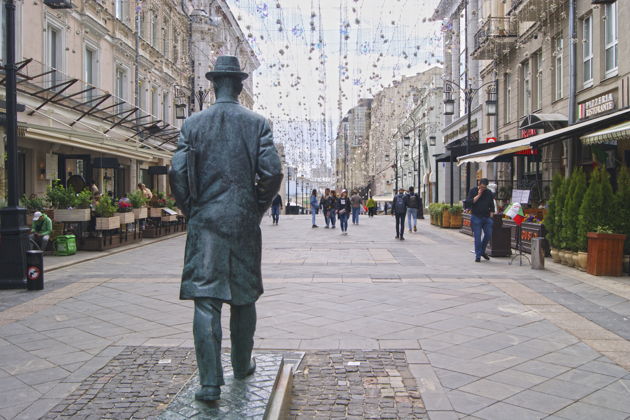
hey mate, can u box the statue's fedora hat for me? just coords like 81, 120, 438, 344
205, 56, 248, 81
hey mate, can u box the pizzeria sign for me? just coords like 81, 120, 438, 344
579, 93, 615, 119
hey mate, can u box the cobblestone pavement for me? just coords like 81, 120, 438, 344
1, 215, 630, 419
289, 351, 426, 419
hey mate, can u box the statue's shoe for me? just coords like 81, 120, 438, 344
234, 358, 256, 380
195, 385, 221, 401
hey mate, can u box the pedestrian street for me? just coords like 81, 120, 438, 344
1, 214, 630, 419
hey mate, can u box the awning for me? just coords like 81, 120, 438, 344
458, 107, 630, 165
92, 157, 121, 169
148, 165, 169, 175
580, 121, 630, 145
520, 113, 568, 131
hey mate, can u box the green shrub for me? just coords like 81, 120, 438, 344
94, 195, 117, 217
552, 175, 568, 249
578, 166, 614, 251
20, 195, 48, 212
562, 168, 587, 251
448, 204, 463, 215
74, 189, 93, 209
544, 173, 564, 249
127, 190, 148, 208
46, 180, 76, 209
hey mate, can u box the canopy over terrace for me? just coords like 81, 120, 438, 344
0, 58, 182, 156
457, 108, 630, 165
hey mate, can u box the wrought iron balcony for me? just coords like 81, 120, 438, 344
472, 17, 518, 60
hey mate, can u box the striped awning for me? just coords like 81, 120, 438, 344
580, 121, 630, 145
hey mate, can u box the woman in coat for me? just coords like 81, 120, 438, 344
336, 189, 352, 235
310, 189, 319, 228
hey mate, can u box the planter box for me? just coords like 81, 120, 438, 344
83, 233, 121, 251
132, 207, 148, 220
448, 213, 463, 228
54, 208, 91, 222
116, 212, 134, 224
95, 215, 121, 230
161, 215, 178, 222
149, 207, 165, 218
587, 232, 627, 277
441, 210, 451, 228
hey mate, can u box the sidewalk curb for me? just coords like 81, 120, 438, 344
264, 361, 294, 420
46, 232, 187, 273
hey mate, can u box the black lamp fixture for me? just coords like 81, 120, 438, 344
429, 135, 436, 146
485, 85, 497, 116
175, 103, 187, 120
443, 85, 455, 116
403, 136, 411, 147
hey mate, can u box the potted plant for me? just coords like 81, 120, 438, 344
561, 169, 586, 268
579, 167, 625, 276
448, 204, 463, 228
149, 192, 168, 217
128, 190, 148, 220
161, 195, 179, 222
116, 197, 135, 224
94, 195, 120, 230
544, 174, 563, 263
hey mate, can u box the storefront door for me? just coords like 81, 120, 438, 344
58, 154, 91, 190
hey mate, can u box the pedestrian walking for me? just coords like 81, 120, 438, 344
327, 190, 338, 228
337, 189, 351, 235
406, 186, 420, 233
271, 194, 282, 225
320, 188, 331, 228
367, 196, 376, 217
384, 202, 389, 215
169, 56, 283, 402
350, 191, 362, 225
392, 188, 408, 240
310, 189, 319, 228
464, 178, 495, 262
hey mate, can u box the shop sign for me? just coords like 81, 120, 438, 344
521, 128, 539, 138
579, 93, 615, 119
485, 137, 497, 143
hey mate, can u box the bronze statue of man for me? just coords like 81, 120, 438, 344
169, 56, 283, 401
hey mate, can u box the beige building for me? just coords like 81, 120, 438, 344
335, 98, 372, 192
464, 0, 630, 204
0, 0, 257, 202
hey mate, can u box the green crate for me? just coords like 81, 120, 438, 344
54, 235, 77, 256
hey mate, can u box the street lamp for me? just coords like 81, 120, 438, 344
442, 79, 499, 194
429, 135, 436, 146
175, 103, 187, 120
193, 87, 210, 111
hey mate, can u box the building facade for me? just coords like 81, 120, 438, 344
0, 0, 257, 204
335, 98, 372, 193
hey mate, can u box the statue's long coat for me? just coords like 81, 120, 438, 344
169, 99, 283, 305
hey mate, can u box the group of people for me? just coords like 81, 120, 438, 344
391, 186, 423, 240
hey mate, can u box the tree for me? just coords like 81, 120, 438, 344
578, 166, 613, 251
560, 171, 577, 250
553, 176, 568, 249
614, 166, 630, 254
563, 168, 586, 251
544, 173, 564, 249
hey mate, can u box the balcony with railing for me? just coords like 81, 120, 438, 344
472, 17, 518, 60
509, 0, 565, 21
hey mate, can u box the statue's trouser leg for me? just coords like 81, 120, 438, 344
230, 303, 256, 375
193, 298, 225, 387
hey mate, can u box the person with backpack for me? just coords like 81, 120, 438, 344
337, 189, 352, 235
350, 191, 362, 225
392, 188, 408, 240
406, 186, 421, 233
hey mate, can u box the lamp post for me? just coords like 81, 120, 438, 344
443, 79, 498, 196
193, 87, 210, 111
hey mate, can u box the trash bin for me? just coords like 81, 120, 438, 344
26, 250, 44, 291
54, 235, 77, 256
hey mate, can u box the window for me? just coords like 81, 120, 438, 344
604, 2, 618, 76
504, 73, 511, 124
115, 65, 128, 113
138, 79, 146, 110
162, 20, 169, 56
115, 0, 125, 20
151, 12, 158, 47
583, 15, 593, 86
162, 91, 170, 124
533, 50, 542, 111
172, 32, 179, 63
521, 60, 531, 116
151, 87, 159, 118
554, 36, 563, 101
47, 24, 63, 88
84, 46, 98, 102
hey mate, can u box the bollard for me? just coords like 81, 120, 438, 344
25, 250, 44, 290
531, 237, 545, 270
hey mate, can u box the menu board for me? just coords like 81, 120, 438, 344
510, 189, 531, 204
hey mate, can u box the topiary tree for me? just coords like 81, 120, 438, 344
578, 166, 614, 251
563, 168, 587, 251
560, 172, 577, 250
544, 173, 564, 249
553, 175, 569, 249
614, 166, 630, 254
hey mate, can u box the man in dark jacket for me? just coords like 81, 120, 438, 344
465, 178, 495, 262
320, 188, 331, 227
169, 56, 283, 401
392, 188, 408, 240
271, 194, 283, 225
